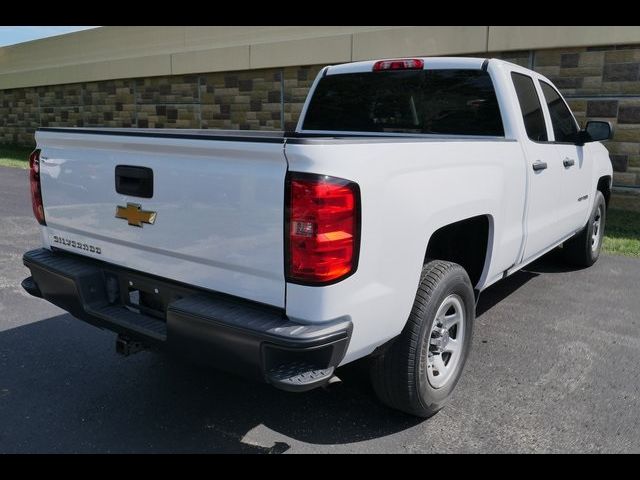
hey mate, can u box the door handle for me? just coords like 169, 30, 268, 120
115, 165, 154, 198
532, 161, 548, 171
563, 158, 575, 168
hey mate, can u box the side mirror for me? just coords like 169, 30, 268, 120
576, 120, 614, 146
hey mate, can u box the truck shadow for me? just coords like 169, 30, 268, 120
521, 248, 591, 274
1, 251, 577, 453
476, 269, 538, 317
476, 248, 587, 317
0, 314, 419, 453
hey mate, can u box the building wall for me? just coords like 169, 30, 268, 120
3, 26, 640, 90
1, 30, 639, 187
0, 64, 323, 138
488, 45, 640, 187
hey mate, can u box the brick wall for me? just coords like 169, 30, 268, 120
1, 44, 639, 187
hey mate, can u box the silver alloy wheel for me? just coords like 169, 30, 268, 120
591, 204, 603, 252
426, 294, 465, 389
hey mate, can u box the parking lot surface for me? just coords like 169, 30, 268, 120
1, 165, 639, 453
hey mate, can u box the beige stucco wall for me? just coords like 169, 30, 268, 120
2, 26, 640, 90
488, 26, 640, 52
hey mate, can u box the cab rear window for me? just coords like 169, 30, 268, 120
302, 69, 504, 136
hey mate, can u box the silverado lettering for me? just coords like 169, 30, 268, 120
52, 235, 101, 254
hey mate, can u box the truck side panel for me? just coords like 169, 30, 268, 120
284, 139, 527, 363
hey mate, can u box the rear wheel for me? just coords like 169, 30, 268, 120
563, 190, 606, 267
370, 260, 474, 417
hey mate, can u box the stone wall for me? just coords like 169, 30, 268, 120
1, 43, 639, 187
489, 44, 640, 188
0, 64, 323, 144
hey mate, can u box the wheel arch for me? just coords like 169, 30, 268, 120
423, 214, 494, 290
597, 175, 612, 208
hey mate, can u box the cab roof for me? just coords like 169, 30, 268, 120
326, 57, 490, 76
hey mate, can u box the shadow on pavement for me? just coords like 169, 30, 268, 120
476, 269, 538, 317
1, 250, 581, 453
0, 314, 420, 453
476, 248, 588, 317
522, 248, 588, 274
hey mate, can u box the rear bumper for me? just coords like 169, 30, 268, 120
22, 248, 351, 391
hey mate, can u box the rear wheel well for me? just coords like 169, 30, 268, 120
597, 176, 611, 208
425, 215, 490, 288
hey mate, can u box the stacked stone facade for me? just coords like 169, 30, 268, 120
1, 44, 639, 187
489, 44, 640, 187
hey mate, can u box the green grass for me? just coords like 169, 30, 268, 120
0, 144, 33, 169
603, 208, 640, 257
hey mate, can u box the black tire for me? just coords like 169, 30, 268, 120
562, 190, 606, 268
370, 260, 475, 417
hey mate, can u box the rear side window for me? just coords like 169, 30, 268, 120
302, 69, 504, 136
540, 81, 579, 143
511, 72, 548, 142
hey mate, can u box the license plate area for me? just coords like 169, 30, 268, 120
103, 269, 190, 321
127, 286, 165, 319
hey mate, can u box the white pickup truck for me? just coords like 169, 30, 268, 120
22, 57, 613, 417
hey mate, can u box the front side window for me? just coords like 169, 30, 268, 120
540, 81, 579, 143
511, 72, 548, 142
302, 69, 504, 136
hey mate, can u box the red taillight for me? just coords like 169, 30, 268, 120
29, 149, 46, 225
373, 58, 424, 71
286, 173, 360, 284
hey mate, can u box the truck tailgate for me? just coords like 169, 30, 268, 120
36, 129, 287, 308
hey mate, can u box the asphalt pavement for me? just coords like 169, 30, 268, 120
1, 165, 639, 453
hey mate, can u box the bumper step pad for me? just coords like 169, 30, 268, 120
267, 361, 335, 391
